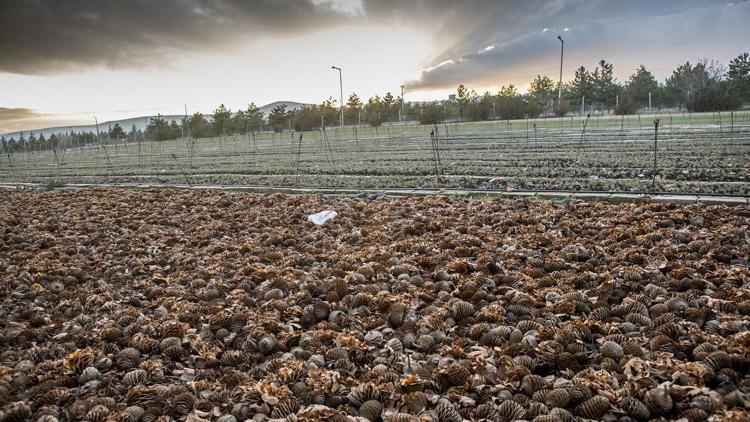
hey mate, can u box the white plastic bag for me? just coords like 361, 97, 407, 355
307, 210, 337, 225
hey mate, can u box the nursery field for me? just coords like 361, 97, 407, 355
1, 111, 749, 195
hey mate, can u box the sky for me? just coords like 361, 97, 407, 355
1, 0, 749, 134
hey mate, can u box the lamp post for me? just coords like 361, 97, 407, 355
331, 66, 343, 127
557, 35, 564, 114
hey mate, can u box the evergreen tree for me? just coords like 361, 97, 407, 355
418, 102, 448, 125
365, 96, 384, 127
169, 120, 181, 138
614, 90, 638, 115
468, 92, 494, 121
129, 124, 138, 141
245, 103, 265, 132
189, 112, 210, 138
232, 110, 248, 134
146, 114, 171, 141
211, 104, 232, 136
110, 123, 126, 140
383, 92, 396, 122
320, 97, 338, 127
292, 105, 323, 131
664, 61, 739, 111
663, 62, 694, 109
496, 85, 526, 120
49, 133, 60, 149
345, 93, 363, 125
728, 52, 750, 102
567, 66, 593, 105
625, 65, 660, 109
268, 104, 288, 132
529, 75, 555, 114
455, 84, 477, 121
591, 60, 618, 109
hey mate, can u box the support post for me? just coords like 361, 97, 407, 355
652, 119, 659, 192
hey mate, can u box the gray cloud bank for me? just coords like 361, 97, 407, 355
1, 0, 748, 89
0, 0, 355, 74
402, 0, 750, 89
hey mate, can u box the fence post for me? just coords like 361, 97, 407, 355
652, 119, 659, 192
295, 134, 304, 187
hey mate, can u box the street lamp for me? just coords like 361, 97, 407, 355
331, 66, 343, 127
557, 35, 564, 114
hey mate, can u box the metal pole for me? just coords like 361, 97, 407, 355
581, 96, 585, 116
557, 36, 564, 114
652, 119, 659, 192
93, 117, 100, 143
332, 66, 343, 127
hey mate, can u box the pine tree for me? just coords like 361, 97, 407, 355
567, 66, 593, 104
245, 103, 265, 132
728, 52, 750, 102
320, 97, 338, 127
529, 75, 555, 101
383, 92, 396, 122
345, 93, 363, 125
189, 112, 210, 138
211, 104, 232, 136
626, 65, 660, 109
110, 123, 126, 140
268, 104, 288, 132
146, 114, 170, 141
591, 60, 618, 109
365, 96, 384, 127
455, 84, 477, 121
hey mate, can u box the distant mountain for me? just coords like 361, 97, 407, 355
1, 101, 311, 138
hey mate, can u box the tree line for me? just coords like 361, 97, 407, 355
2, 51, 748, 151
436, 52, 750, 122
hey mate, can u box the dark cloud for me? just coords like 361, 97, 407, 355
0, 0, 357, 74
1, 0, 748, 88
394, 0, 750, 89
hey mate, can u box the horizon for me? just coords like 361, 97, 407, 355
2, 0, 750, 133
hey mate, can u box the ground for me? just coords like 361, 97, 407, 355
0, 189, 748, 421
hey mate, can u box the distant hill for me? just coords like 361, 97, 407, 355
260, 101, 307, 115
1, 101, 310, 138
